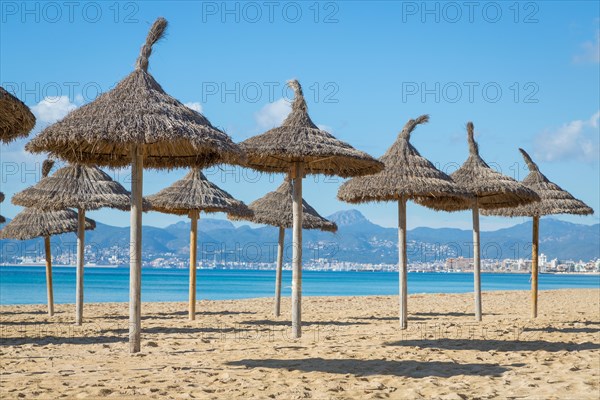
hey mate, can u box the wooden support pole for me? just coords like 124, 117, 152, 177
531, 215, 539, 318
472, 199, 482, 322
291, 162, 304, 339
398, 197, 408, 329
189, 211, 199, 320
274, 226, 285, 317
129, 145, 143, 353
44, 236, 54, 317
75, 208, 85, 325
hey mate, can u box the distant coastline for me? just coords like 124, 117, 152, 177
0, 264, 598, 276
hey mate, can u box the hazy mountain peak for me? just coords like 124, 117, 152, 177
328, 209, 369, 225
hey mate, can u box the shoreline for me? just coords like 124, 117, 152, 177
1, 287, 598, 307
1, 264, 598, 275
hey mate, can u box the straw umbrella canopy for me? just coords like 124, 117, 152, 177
147, 169, 251, 320
0, 208, 95, 239
0, 86, 36, 223
417, 122, 539, 321
229, 178, 337, 317
0, 208, 95, 316
0, 86, 36, 143
337, 115, 472, 329
241, 79, 383, 338
26, 18, 243, 352
12, 160, 131, 324
482, 148, 593, 317
0, 192, 5, 224
0, 206, 95, 317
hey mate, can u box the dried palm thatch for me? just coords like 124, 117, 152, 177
12, 158, 131, 324
0, 208, 95, 240
0, 204, 96, 317
418, 122, 539, 323
0, 192, 5, 224
147, 169, 251, 217
0, 86, 36, 143
25, 18, 243, 169
241, 80, 383, 177
481, 148, 593, 319
337, 115, 470, 330
337, 115, 471, 206
230, 177, 336, 317
147, 169, 252, 320
482, 149, 593, 217
12, 161, 132, 211
23, 17, 245, 351
417, 122, 539, 211
241, 79, 381, 338
230, 178, 337, 232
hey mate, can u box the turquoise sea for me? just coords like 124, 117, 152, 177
0, 266, 598, 305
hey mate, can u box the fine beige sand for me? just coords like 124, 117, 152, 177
1, 289, 599, 399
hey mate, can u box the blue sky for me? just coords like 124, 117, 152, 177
1, 1, 599, 230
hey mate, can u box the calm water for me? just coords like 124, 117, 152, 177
0, 266, 598, 305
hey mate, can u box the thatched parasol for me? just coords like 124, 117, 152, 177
25, 18, 243, 352
482, 148, 593, 317
241, 79, 383, 338
0, 192, 5, 224
0, 86, 36, 143
147, 169, 251, 320
12, 160, 131, 324
0, 170, 96, 317
229, 178, 337, 317
417, 122, 539, 321
0, 208, 95, 240
337, 115, 471, 328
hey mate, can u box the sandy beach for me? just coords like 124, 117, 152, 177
1, 289, 598, 399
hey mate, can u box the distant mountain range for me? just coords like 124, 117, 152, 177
1, 210, 598, 264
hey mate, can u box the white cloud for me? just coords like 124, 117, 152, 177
31, 96, 77, 124
255, 98, 291, 129
573, 30, 600, 64
184, 102, 203, 113
534, 111, 600, 162
317, 124, 333, 133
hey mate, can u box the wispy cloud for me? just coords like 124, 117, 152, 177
254, 98, 291, 129
317, 124, 333, 133
573, 30, 600, 64
31, 96, 77, 124
534, 111, 600, 162
184, 102, 203, 113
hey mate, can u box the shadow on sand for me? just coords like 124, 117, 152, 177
0, 334, 125, 346
100, 310, 257, 321
523, 325, 600, 334
385, 338, 600, 352
348, 311, 500, 322
239, 319, 370, 327
226, 357, 509, 378
98, 325, 253, 335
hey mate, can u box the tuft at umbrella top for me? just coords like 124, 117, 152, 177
240, 80, 383, 178
418, 122, 539, 211
337, 115, 471, 209
0, 208, 95, 240
147, 169, 251, 217
482, 148, 593, 217
25, 17, 243, 169
12, 161, 132, 211
229, 178, 338, 232
0, 86, 36, 144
